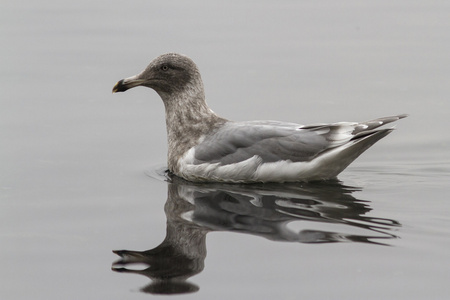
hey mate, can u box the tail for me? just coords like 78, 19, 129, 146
348, 113, 408, 161
348, 128, 393, 157
312, 114, 407, 180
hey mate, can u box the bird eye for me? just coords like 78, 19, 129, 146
161, 65, 169, 71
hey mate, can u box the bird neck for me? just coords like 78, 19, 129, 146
159, 84, 227, 173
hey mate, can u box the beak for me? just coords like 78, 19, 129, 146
112, 75, 146, 93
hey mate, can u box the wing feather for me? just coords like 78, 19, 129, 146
193, 115, 406, 166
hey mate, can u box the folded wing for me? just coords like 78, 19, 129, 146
193, 115, 407, 166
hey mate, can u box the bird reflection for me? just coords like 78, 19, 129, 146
112, 174, 400, 295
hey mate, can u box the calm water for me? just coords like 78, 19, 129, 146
2, 1, 450, 299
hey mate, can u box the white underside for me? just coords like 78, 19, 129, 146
177, 142, 360, 183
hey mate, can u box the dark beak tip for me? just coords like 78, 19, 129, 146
112, 79, 126, 93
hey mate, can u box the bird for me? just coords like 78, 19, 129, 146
113, 53, 407, 183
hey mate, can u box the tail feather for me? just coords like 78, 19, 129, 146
348, 128, 394, 156
313, 129, 393, 180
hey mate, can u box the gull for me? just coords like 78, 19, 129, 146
113, 53, 406, 183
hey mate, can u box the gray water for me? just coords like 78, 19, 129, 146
2, 1, 450, 299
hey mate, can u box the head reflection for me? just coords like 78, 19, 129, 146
112, 175, 400, 295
